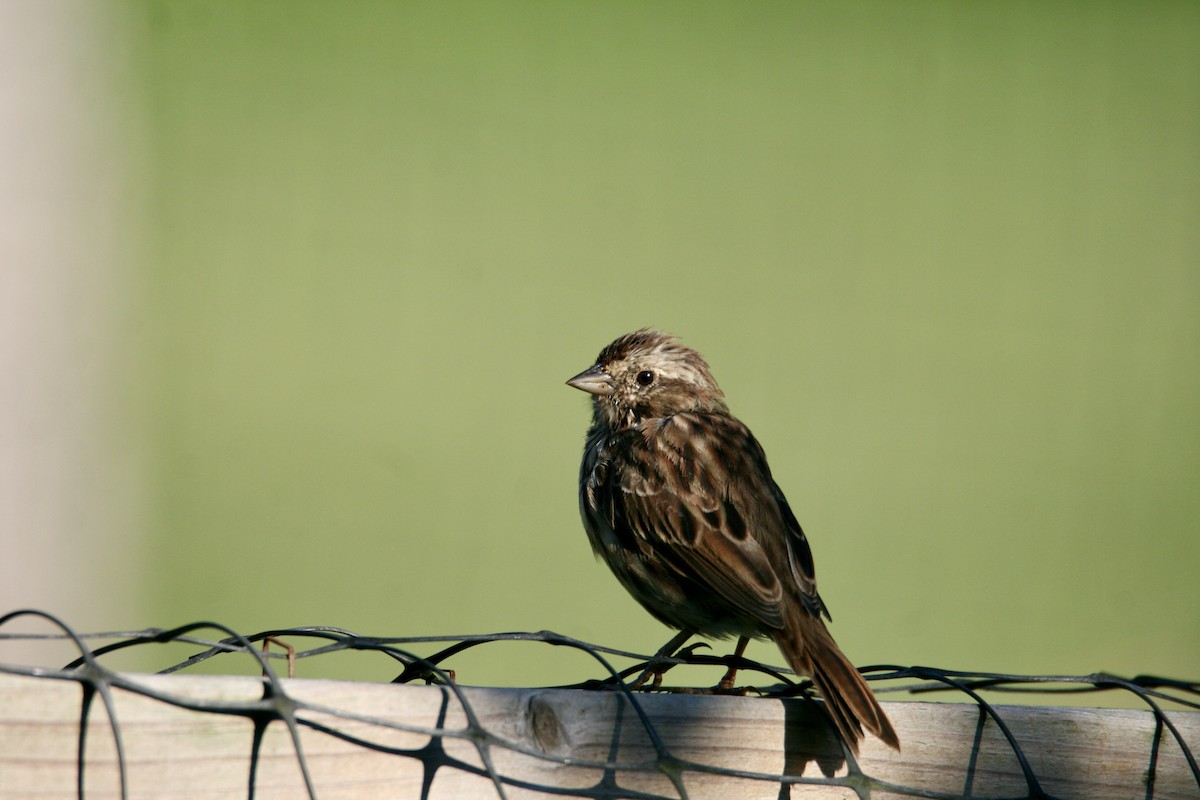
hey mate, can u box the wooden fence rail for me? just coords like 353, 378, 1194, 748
1, 672, 1197, 799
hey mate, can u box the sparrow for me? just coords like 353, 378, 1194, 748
567, 329, 899, 753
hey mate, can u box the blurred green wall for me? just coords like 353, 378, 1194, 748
124, 1, 1197, 686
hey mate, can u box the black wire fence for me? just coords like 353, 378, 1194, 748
1, 608, 1197, 799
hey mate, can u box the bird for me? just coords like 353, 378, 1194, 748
566, 329, 899, 754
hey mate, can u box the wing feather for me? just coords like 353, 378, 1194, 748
617, 414, 789, 631
580, 411, 830, 634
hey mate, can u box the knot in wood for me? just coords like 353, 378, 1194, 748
528, 694, 564, 754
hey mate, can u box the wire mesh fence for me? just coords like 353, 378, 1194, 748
1, 608, 1197, 799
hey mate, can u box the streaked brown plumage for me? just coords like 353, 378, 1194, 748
567, 329, 899, 753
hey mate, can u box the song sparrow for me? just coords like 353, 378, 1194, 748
567, 329, 899, 753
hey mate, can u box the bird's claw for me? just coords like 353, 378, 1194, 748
628, 662, 670, 690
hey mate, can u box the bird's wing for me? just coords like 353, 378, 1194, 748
771, 479, 831, 621
610, 413, 796, 632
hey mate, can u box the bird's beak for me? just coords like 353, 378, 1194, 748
566, 364, 614, 396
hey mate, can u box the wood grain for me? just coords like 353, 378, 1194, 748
1, 672, 1196, 799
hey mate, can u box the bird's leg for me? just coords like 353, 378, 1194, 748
716, 636, 750, 691
629, 630, 694, 690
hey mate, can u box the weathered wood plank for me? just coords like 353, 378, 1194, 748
0, 672, 1196, 799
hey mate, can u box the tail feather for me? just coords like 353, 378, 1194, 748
776, 606, 900, 754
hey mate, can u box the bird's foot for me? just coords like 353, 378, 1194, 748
626, 642, 712, 691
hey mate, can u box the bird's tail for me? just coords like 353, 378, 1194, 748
775, 605, 900, 754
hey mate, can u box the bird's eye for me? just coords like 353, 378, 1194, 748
636, 370, 655, 386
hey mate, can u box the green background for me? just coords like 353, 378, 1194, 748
114, 2, 1200, 688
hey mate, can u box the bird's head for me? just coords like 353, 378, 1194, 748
567, 329, 729, 429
